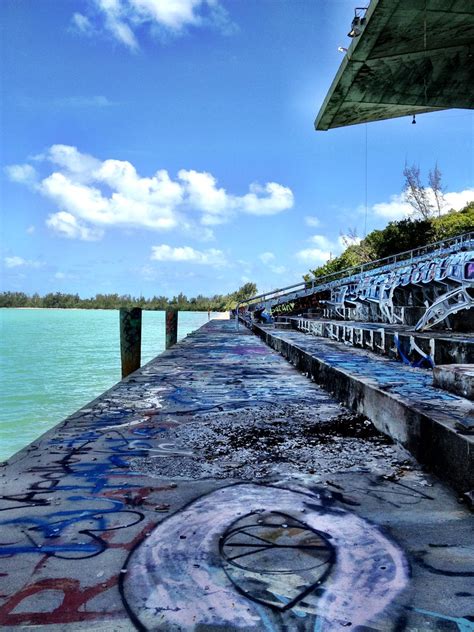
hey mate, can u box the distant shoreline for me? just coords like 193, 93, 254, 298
13, 307, 84, 310
5, 307, 230, 317
1, 284, 255, 313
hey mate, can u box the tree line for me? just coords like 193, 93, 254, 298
305, 202, 473, 281
0, 283, 258, 311
306, 165, 473, 280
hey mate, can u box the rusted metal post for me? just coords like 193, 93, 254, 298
165, 308, 178, 349
120, 307, 142, 378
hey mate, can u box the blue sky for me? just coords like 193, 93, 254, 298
1, 0, 473, 299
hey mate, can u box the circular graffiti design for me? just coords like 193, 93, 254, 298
122, 484, 409, 631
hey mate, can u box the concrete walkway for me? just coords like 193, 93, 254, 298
0, 320, 473, 631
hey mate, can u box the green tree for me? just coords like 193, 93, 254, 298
306, 202, 473, 280
0, 283, 259, 312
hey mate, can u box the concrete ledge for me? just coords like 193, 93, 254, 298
251, 322, 474, 493
434, 364, 474, 401
286, 317, 474, 366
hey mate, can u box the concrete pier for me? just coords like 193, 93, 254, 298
0, 321, 473, 631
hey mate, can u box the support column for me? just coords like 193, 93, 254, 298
166, 308, 178, 349
120, 307, 142, 378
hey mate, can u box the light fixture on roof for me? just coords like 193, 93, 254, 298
348, 7, 368, 38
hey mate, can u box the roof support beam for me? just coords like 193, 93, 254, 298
315, 0, 474, 130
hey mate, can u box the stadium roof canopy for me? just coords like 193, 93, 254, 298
315, 0, 474, 130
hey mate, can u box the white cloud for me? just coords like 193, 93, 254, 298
259, 250, 286, 275
4, 256, 27, 268
46, 211, 104, 241
259, 252, 275, 265
371, 188, 474, 220
99, 0, 139, 51
179, 171, 293, 224
18, 95, 113, 110
271, 265, 287, 274
295, 232, 359, 266
137, 264, 159, 280
309, 234, 333, 250
177, 169, 224, 220
444, 189, 474, 212
130, 0, 202, 30
372, 194, 412, 220
295, 248, 331, 265
54, 271, 78, 280
4, 164, 38, 186
47, 144, 101, 180
8, 145, 293, 240
26, 225, 35, 234
304, 215, 321, 228
54, 96, 112, 108
75, 0, 234, 50
151, 244, 227, 266
72, 12, 93, 34
4, 256, 43, 269
240, 182, 294, 216
338, 234, 361, 248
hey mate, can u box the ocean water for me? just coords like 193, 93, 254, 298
0, 308, 220, 461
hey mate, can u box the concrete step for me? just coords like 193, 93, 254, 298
288, 317, 474, 366
252, 322, 474, 492
434, 364, 474, 402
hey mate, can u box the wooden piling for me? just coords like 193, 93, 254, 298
120, 307, 142, 378
165, 308, 178, 349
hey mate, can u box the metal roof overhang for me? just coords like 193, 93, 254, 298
315, 0, 474, 130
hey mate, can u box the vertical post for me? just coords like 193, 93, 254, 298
120, 307, 142, 378
165, 308, 178, 349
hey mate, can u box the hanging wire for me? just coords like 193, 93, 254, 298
423, 0, 428, 105
364, 122, 368, 237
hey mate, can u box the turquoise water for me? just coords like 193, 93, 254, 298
0, 309, 218, 461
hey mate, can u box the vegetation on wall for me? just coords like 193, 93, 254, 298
0, 282, 258, 311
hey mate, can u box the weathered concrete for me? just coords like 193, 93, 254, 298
315, 0, 474, 129
165, 308, 178, 349
285, 316, 474, 366
434, 364, 474, 401
0, 321, 473, 631
251, 322, 474, 492
120, 308, 142, 378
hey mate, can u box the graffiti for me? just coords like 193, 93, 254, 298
246, 239, 474, 331
272, 301, 296, 315
330, 249, 474, 331
409, 608, 474, 632
0, 497, 144, 558
1, 320, 472, 630
122, 484, 409, 631
220, 511, 335, 610
261, 327, 471, 428
326, 477, 435, 509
